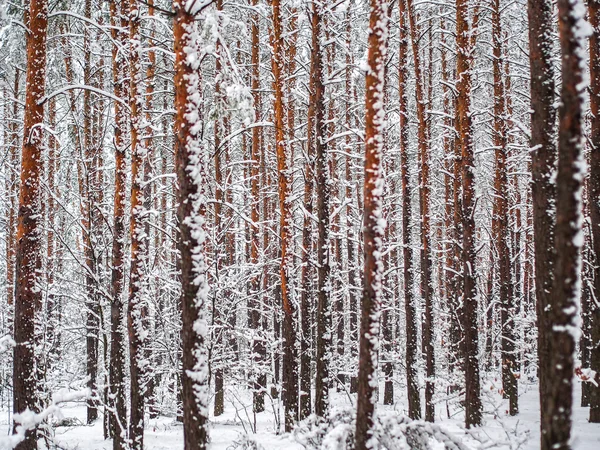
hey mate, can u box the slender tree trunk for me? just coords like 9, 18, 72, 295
249, 0, 266, 415
213, 0, 226, 417
456, 0, 482, 427
174, 1, 211, 448
269, 0, 298, 430
12, 0, 48, 448
406, 0, 434, 421
544, 1, 587, 448
588, 0, 600, 424
109, 1, 129, 447
398, 0, 421, 420
354, 0, 389, 447
127, 0, 150, 446
527, 0, 557, 434
491, 0, 518, 415
311, 0, 331, 418
344, 5, 360, 395
6, 70, 20, 312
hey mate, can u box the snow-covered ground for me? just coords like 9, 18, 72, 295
1, 380, 599, 449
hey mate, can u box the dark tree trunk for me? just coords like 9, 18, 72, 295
127, 0, 150, 445
109, 2, 129, 447
311, 0, 331, 418
588, 0, 600, 424
398, 0, 421, 420
406, 0, 434, 421
456, 0, 482, 427
543, 1, 587, 447
492, 0, 518, 416
527, 0, 557, 436
249, 0, 266, 415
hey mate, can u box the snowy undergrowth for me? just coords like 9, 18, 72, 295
1, 380, 598, 449
292, 407, 473, 450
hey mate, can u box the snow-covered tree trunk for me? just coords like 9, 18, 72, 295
455, 0, 482, 427
406, 0, 434, 421
312, 0, 332, 419
127, 0, 150, 446
491, 0, 518, 416
527, 0, 557, 435
545, 0, 588, 447
398, 0, 421, 421
12, 0, 48, 448
269, 0, 298, 431
354, 0, 388, 447
588, 0, 600, 424
173, 1, 212, 448
108, 1, 130, 446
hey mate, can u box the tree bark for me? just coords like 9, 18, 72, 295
527, 0, 557, 434
544, 1, 587, 448
269, 0, 298, 430
405, 0, 434, 421
588, 0, 600, 424
456, 0, 482, 427
398, 0, 421, 420
491, 0, 518, 415
12, 0, 48, 448
127, 0, 150, 445
311, 0, 331, 418
354, 0, 389, 447
249, 0, 266, 415
109, 1, 129, 446
173, 1, 212, 448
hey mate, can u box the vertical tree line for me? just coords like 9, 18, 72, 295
0, 0, 597, 449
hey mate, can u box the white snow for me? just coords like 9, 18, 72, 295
2, 380, 598, 449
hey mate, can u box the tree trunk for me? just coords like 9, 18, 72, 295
456, 0, 482, 427
311, 0, 331, 418
398, 0, 421, 420
527, 0, 557, 434
405, 0, 434, 421
588, 0, 600, 424
249, 0, 266, 415
491, 0, 518, 416
544, 1, 587, 448
12, 0, 48, 448
269, 0, 298, 430
127, 0, 150, 446
109, 1, 129, 446
6, 70, 20, 312
354, 0, 389, 447
174, 2, 211, 448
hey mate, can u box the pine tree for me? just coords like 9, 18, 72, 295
12, 0, 48, 449
588, 0, 600, 423
544, 0, 588, 447
173, 1, 212, 448
354, 0, 389, 447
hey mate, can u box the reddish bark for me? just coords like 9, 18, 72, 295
355, 0, 388, 447
12, 0, 48, 448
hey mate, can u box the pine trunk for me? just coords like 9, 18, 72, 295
527, 0, 557, 434
398, 0, 421, 420
544, 1, 587, 448
174, 2, 211, 448
354, 0, 388, 447
12, 1, 48, 449
456, 0, 482, 427
588, 0, 600, 424
109, 1, 129, 446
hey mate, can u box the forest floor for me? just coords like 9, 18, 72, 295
1, 379, 599, 449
